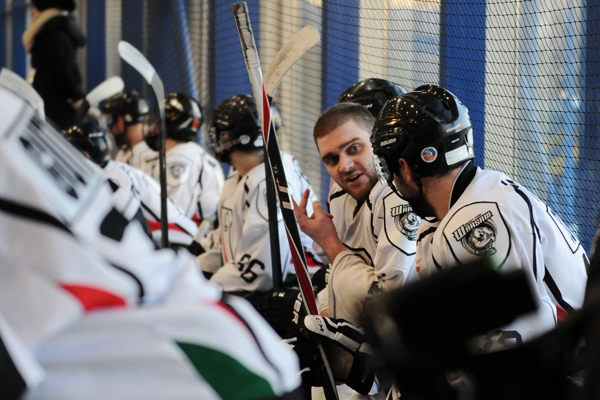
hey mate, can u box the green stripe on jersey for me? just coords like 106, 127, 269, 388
176, 341, 276, 400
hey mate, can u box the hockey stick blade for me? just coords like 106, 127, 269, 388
0, 68, 45, 119
118, 41, 169, 249
86, 76, 124, 108
232, 3, 339, 399
264, 25, 320, 97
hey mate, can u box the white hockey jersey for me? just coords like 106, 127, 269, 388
114, 140, 156, 168
103, 160, 197, 247
416, 162, 588, 348
127, 140, 157, 170
200, 152, 322, 293
0, 89, 301, 399
141, 141, 225, 227
320, 180, 420, 324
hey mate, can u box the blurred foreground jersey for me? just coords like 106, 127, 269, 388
0, 88, 301, 399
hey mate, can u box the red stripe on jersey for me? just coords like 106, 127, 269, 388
60, 284, 127, 312
147, 220, 186, 233
215, 301, 245, 326
556, 306, 568, 322
192, 215, 202, 226
305, 250, 324, 268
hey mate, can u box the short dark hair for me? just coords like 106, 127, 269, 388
313, 102, 375, 147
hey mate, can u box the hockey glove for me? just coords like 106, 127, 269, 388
259, 288, 305, 338
311, 263, 330, 295
302, 315, 375, 394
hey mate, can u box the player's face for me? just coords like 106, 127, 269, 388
317, 120, 378, 202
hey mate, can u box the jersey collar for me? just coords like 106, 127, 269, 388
449, 161, 478, 209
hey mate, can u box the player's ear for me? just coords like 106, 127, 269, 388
397, 158, 414, 183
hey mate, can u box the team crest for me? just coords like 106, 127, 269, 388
452, 212, 497, 256
444, 202, 510, 269
391, 204, 421, 240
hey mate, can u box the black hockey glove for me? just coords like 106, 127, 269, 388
284, 326, 321, 396
310, 263, 330, 295
298, 315, 375, 395
259, 288, 306, 338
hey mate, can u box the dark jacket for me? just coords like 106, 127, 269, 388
30, 15, 86, 130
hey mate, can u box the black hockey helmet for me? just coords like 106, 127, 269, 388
371, 84, 474, 181
208, 94, 264, 163
63, 118, 112, 167
100, 90, 149, 128
165, 92, 204, 142
338, 78, 408, 118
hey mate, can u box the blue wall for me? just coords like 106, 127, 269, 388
86, 0, 105, 91
320, 0, 360, 203
321, 0, 360, 110
212, 0, 257, 106
11, 0, 28, 77
440, 0, 486, 168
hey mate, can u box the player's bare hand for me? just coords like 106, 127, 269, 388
296, 189, 311, 217
293, 192, 344, 261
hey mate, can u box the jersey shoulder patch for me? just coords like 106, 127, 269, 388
443, 201, 511, 269
383, 191, 421, 244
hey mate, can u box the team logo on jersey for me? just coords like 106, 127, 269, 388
166, 154, 192, 187
452, 211, 497, 256
391, 204, 421, 240
169, 162, 187, 179
421, 147, 437, 163
382, 191, 418, 255
444, 202, 510, 269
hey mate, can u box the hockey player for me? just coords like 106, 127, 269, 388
0, 87, 303, 400
371, 84, 589, 349
295, 78, 418, 325
200, 94, 321, 306
63, 118, 198, 249
101, 89, 156, 167
141, 92, 224, 228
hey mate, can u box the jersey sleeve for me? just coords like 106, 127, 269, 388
371, 186, 419, 290
198, 229, 223, 275
326, 186, 419, 324
134, 169, 197, 246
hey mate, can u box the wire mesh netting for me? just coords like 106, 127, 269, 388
4, 0, 599, 250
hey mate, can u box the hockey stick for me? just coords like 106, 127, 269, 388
118, 41, 169, 249
232, 4, 338, 399
0, 68, 45, 119
74, 76, 127, 125
262, 26, 320, 289
264, 25, 320, 97
263, 26, 321, 289
86, 76, 124, 108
